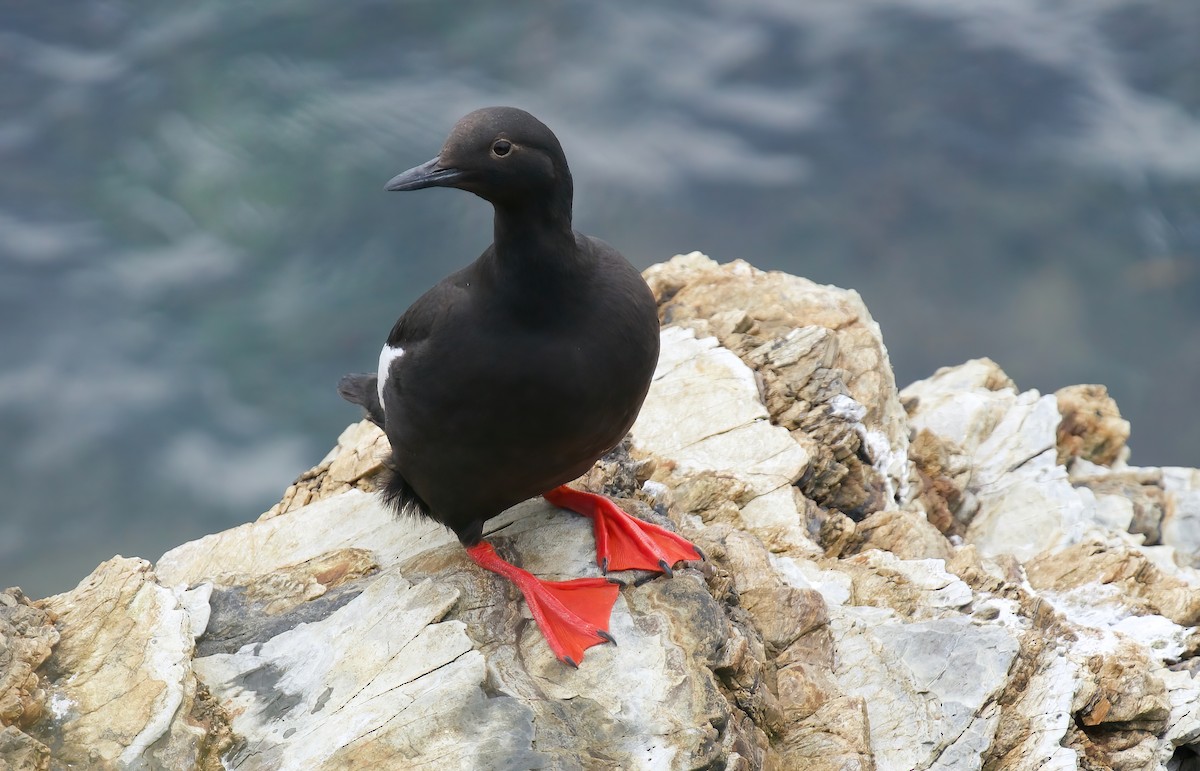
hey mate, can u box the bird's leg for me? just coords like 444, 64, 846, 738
543, 486, 702, 576
337, 373, 386, 428
465, 541, 619, 667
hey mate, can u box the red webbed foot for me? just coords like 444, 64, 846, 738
543, 485, 702, 575
466, 541, 619, 666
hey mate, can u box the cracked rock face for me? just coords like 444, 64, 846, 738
19, 558, 230, 770
0, 589, 56, 771
4, 253, 1200, 770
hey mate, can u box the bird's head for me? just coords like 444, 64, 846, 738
385, 106, 573, 208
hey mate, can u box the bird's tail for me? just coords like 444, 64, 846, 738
337, 373, 385, 429
380, 468, 432, 520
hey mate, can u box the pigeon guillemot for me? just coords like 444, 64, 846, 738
338, 107, 701, 666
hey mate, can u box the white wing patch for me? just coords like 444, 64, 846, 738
377, 344, 405, 412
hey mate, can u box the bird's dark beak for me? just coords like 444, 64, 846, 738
385, 157, 465, 192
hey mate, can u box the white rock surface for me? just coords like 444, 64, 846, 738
1160, 467, 1200, 568
904, 364, 1096, 561
35, 558, 214, 769
833, 611, 1019, 771
634, 326, 811, 499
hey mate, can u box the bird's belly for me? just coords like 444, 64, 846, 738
396, 351, 635, 456
387, 334, 651, 515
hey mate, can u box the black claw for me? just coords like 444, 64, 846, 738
598, 629, 617, 646
564, 656, 579, 669
658, 559, 674, 578
694, 547, 707, 562
634, 572, 658, 587
600, 556, 609, 574
606, 577, 626, 587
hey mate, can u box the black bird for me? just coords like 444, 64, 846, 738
338, 107, 700, 665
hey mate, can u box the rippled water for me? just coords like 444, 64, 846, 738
3, 0, 1198, 595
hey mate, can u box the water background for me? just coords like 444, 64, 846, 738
3, 0, 1198, 596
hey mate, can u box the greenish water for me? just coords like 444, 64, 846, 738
2, 0, 1198, 596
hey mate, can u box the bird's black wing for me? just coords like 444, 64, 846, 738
384, 266, 472, 350
339, 264, 474, 416
334, 267, 475, 520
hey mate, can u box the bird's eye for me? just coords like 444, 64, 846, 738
492, 139, 512, 157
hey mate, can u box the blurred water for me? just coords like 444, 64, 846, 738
2, 0, 1198, 596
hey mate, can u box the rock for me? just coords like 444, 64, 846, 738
1055, 384, 1131, 466
164, 495, 743, 769
836, 613, 1018, 769
1025, 537, 1200, 627
0, 589, 56, 730
0, 726, 49, 771
0, 589, 56, 771
1159, 467, 1200, 569
261, 420, 389, 520
697, 525, 873, 770
631, 326, 818, 556
902, 360, 1097, 562
1069, 466, 1167, 545
7, 253, 1200, 770
31, 558, 229, 770
846, 508, 954, 562
645, 253, 911, 521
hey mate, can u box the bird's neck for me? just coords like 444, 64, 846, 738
491, 196, 579, 273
